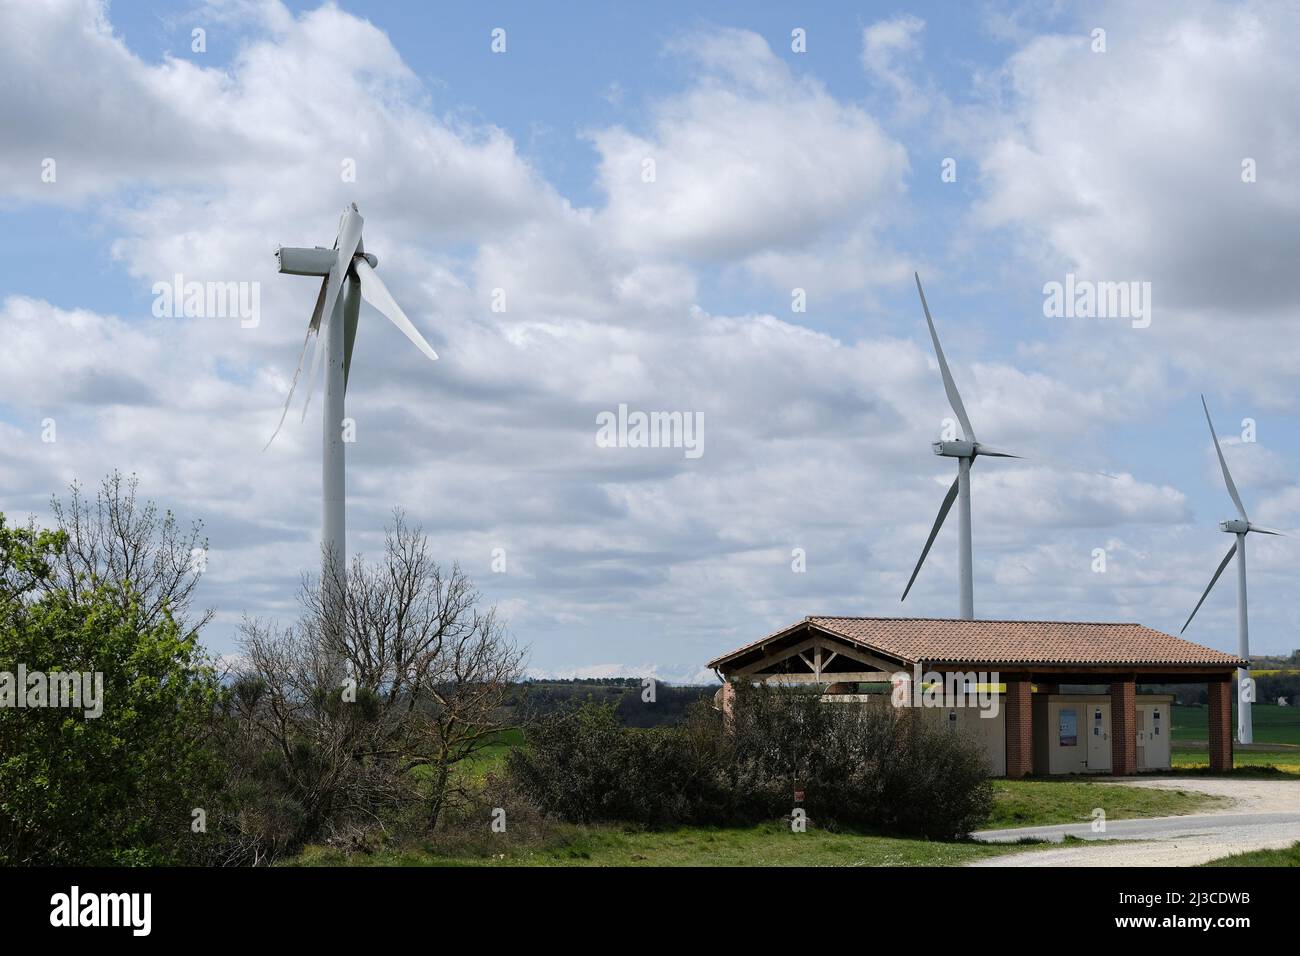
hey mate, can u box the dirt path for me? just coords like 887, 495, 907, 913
969, 777, 1300, 867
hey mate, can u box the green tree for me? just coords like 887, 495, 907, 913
0, 513, 225, 865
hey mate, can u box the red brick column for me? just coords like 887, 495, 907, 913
1110, 676, 1137, 776
1005, 676, 1033, 778
1208, 678, 1234, 772
714, 681, 736, 729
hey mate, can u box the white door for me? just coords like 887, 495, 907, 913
1145, 703, 1170, 768
1087, 702, 1111, 772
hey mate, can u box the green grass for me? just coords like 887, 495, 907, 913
456, 727, 522, 783
408, 727, 523, 787
1171, 745, 1300, 775
1167, 703, 1300, 774
289, 778, 1221, 867
292, 821, 1035, 867
1172, 703, 1300, 746
1200, 841, 1300, 867
985, 778, 1226, 829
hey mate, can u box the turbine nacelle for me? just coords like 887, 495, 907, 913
276, 245, 378, 276
932, 440, 976, 458
1219, 518, 1250, 534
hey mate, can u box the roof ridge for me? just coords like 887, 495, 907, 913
707, 615, 1247, 670
810, 615, 1145, 627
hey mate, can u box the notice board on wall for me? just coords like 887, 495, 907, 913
1059, 708, 1078, 747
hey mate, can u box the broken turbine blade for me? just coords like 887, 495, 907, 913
264, 322, 317, 450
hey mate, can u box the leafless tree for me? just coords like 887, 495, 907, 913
46, 470, 212, 636
231, 512, 525, 853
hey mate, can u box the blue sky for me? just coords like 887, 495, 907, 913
2, 0, 1298, 678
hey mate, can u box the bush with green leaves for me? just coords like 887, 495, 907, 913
0, 514, 226, 865
506, 702, 728, 826
508, 686, 993, 839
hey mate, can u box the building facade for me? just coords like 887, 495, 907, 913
707, 616, 1244, 776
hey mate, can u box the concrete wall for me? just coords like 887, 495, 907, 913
917, 694, 1007, 777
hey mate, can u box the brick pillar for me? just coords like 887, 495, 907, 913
1005, 676, 1033, 778
714, 681, 736, 729
1208, 678, 1234, 772
1110, 676, 1137, 776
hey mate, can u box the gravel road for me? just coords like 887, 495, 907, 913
968, 777, 1300, 867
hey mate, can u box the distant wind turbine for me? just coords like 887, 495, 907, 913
901, 273, 1024, 619
269, 203, 439, 614
1181, 395, 1283, 746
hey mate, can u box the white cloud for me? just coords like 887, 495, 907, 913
590, 27, 909, 266
861, 15, 930, 119
970, 0, 1300, 407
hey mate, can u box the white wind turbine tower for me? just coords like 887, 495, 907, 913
1181, 395, 1283, 746
901, 273, 1023, 619
268, 203, 439, 615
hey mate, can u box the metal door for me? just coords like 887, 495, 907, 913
1087, 702, 1111, 771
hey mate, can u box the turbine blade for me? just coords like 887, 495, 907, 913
355, 257, 439, 362
317, 205, 365, 341
972, 444, 1022, 459
343, 279, 360, 391
263, 322, 316, 450
1202, 394, 1248, 522
300, 208, 364, 422
308, 274, 328, 332
901, 475, 961, 602
1248, 524, 1286, 536
915, 272, 975, 442
299, 275, 329, 414
1181, 540, 1238, 634
299, 313, 327, 422
978, 447, 1120, 479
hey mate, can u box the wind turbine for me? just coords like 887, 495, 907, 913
901, 273, 1022, 619
1181, 395, 1282, 745
268, 203, 439, 615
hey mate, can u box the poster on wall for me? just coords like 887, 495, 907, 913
1058, 708, 1078, 746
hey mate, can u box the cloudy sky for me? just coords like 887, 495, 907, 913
2, 0, 1298, 680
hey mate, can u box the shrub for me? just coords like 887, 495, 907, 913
509, 687, 993, 839
222, 514, 525, 862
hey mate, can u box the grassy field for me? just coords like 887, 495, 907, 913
987, 779, 1225, 828
1168, 703, 1300, 774
291, 778, 1217, 867
457, 727, 522, 781
1172, 703, 1300, 745
1172, 745, 1300, 774
1201, 841, 1300, 867
293, 822, 1036, 867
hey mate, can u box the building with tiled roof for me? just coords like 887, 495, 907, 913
708, 616, 1241, 777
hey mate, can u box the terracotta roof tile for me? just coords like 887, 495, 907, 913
707, 616, 1246, 669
